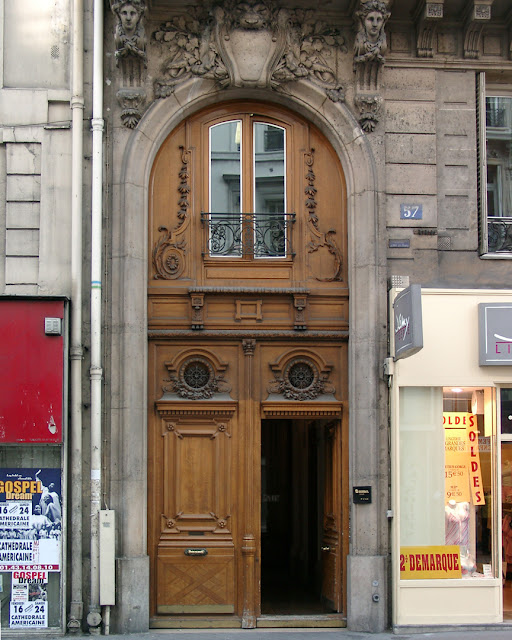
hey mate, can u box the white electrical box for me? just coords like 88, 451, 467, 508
99, 510, 116, 605
44, 317, 62, 335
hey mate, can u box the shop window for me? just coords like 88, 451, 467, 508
399, 387, 495, 580
478, 75, 512, 254
204, 120, 294, 259
501, 389, 512, 600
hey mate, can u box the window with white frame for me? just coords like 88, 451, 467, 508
478, 75, 512, 254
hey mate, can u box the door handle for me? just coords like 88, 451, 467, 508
184, 548, 208, 556
321, 545, 331, 552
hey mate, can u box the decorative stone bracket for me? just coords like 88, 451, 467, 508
463, 0, 493, 59
110, 0, 148, 128
353, 0, 391, 133
414, 0, 444, 58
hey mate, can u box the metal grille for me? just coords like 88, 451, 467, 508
488, 219, 512, 252
183, 361, 211, 389
288, 362, 315, 390
202, 212, 295, 258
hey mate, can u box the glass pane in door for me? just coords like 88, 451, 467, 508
209, 121, 242, 255
253, 123, 286, 257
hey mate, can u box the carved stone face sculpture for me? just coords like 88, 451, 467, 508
119, 3, 141, 36
364, 11, 384, 43
232, 2, 271, 30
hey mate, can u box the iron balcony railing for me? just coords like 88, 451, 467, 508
201, 212, 295, 258
488, 217, 512, 253
486, 107, 507, 128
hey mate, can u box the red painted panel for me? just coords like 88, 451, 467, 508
0, 300, 65, 443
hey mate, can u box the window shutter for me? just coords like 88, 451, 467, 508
476, 72, 488, 255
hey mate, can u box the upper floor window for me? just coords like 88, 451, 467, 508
479, 81, 512, 254
204, 119, 294, 259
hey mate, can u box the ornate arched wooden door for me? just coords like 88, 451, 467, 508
147, 101, 349, 627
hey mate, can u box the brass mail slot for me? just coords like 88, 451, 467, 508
184, 548, 208, 557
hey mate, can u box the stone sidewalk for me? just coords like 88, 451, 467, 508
36, 626, 512, 639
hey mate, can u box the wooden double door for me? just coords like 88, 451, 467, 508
147, 101, 349, 626
148, 341, 348, 626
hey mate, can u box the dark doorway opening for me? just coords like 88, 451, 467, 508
260, 419, 335, 615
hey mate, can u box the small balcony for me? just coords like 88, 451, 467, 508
201, 212, 295, 258
488, 218, 512, 253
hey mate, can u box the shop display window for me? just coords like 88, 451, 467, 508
399, 387, 495, 580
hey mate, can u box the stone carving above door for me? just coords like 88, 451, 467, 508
152, 1, 346, 101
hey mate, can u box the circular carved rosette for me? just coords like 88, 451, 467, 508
268, 355, 334, 401
152, 226, 186, 280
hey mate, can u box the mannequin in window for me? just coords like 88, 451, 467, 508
445, 500, 470, 547
502, 459, 512, 584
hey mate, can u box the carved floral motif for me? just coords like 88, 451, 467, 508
305, 150, 343, 282
268, 356, 335, 401
153, 1, 345, 101
152, 146, 190, 279
163, 356, 231, 400
116, 88, 147, 129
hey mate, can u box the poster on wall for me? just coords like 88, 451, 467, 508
0, 468, 61, 572
9, 573, 49, 627
443, 413, 484, 506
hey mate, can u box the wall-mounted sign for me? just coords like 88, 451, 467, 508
353, 486, 372, 504
389, 239, 410, 249
479, 303, 512, 365
400, 546, 461, 579
393, 284, 423, 360
400, 204, 423, 220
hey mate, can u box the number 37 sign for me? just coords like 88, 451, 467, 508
400, 204, 423, 220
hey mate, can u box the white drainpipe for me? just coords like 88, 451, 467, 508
88, 0, 104, 633
68, 0, 84, 632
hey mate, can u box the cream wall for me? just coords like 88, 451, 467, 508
391, 288, 512, 628
394, 289, 512, 388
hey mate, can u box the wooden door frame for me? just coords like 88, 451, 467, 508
258, 402, 349, 621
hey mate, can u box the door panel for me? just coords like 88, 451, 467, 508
321, 421, 343, 611
157, 547, 235, 614
160, 416, 233, 534
150, 402, 239, 618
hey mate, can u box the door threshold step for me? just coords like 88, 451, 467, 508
151, 617, 242, 629
258, 615, 346, 628
150, 615, 346, 630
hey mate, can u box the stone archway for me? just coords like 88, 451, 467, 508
108, 78, 387, 633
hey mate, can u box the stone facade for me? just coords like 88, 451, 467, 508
1, 0, 512, 635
